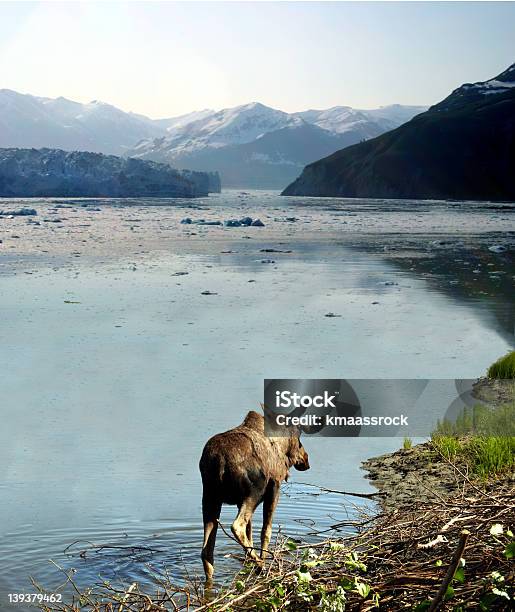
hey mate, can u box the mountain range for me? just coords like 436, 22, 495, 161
0, 89, 425, 189
283, 63, 515, 201
0, 89, 164, 155
128, 102, 426, 189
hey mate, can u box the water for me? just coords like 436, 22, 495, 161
0, 192, 513, 608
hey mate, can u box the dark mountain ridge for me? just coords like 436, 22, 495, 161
282, 63, 515, 201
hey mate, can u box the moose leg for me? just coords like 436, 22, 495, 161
231, 498, 260, 562
261, 480, 280, 560
201, 494, 222, 584
246, 518, 253, 554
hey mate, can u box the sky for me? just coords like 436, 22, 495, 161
0, 1, 514, 119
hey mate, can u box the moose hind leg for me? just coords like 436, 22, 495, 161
261, 480, 280, 560
231, 498, 260, 562
201, 495, 222, 584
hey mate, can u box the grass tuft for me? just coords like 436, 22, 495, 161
432, 402, 515, 478
431, 435, 462, 459
487, 350, 515, 379
464, 436, 515, 479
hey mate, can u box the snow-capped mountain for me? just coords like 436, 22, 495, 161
433, 62, 515, 111
0, 88, 426, 188
0, 89, 163, 155
154, 108, 215, 132
129, 102, 425, 188
142, 122, 365, 189
358, 104, 427, 129
132, 102, 303, 159
295, 106, 383, 135
294, 104, 422, 135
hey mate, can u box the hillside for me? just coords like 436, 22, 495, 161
282, 63, 515, 201
128, 103, 425, 189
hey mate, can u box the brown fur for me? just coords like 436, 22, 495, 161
199, 410, 310, 583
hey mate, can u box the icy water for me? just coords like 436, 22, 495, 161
0, 192, 513, 608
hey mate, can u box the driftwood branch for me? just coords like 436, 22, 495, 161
428, 530, 470, 612
296, 481, 386, 499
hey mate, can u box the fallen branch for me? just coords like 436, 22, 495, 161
428, 530, 470, 612
296, 482, 386, 499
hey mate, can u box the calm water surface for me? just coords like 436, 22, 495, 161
0, 194, 513, 608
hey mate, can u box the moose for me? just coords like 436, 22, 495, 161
199, 410, 310, 583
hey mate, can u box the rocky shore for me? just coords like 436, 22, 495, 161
363, 435, 514, 511
363, 373, 514, 509
472, 377, 515, 407
362, 442, 462, 509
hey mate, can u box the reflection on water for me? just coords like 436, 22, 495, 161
0, 199, 513, 608
366, 242, 514, 339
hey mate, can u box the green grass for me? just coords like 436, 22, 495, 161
431, 435, 462, 459
431, 402, 515, 478
464, 436, 515, 479
403, 437, 413, 450
487, 350, 515, 379
431, 434, 515, 478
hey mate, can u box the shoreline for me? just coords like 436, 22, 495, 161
363, 438, 514, 510
362, 377, 515, 509
362, 441, 461, 509
36, 445, 515, 611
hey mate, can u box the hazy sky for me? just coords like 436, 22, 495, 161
0, 1, 514, 118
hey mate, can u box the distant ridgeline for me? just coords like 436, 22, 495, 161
0, 148, 221, 198
283, 62, 515, 201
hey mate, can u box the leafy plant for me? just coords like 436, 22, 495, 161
318, 586, 346, 612
343, 551, 367, 572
